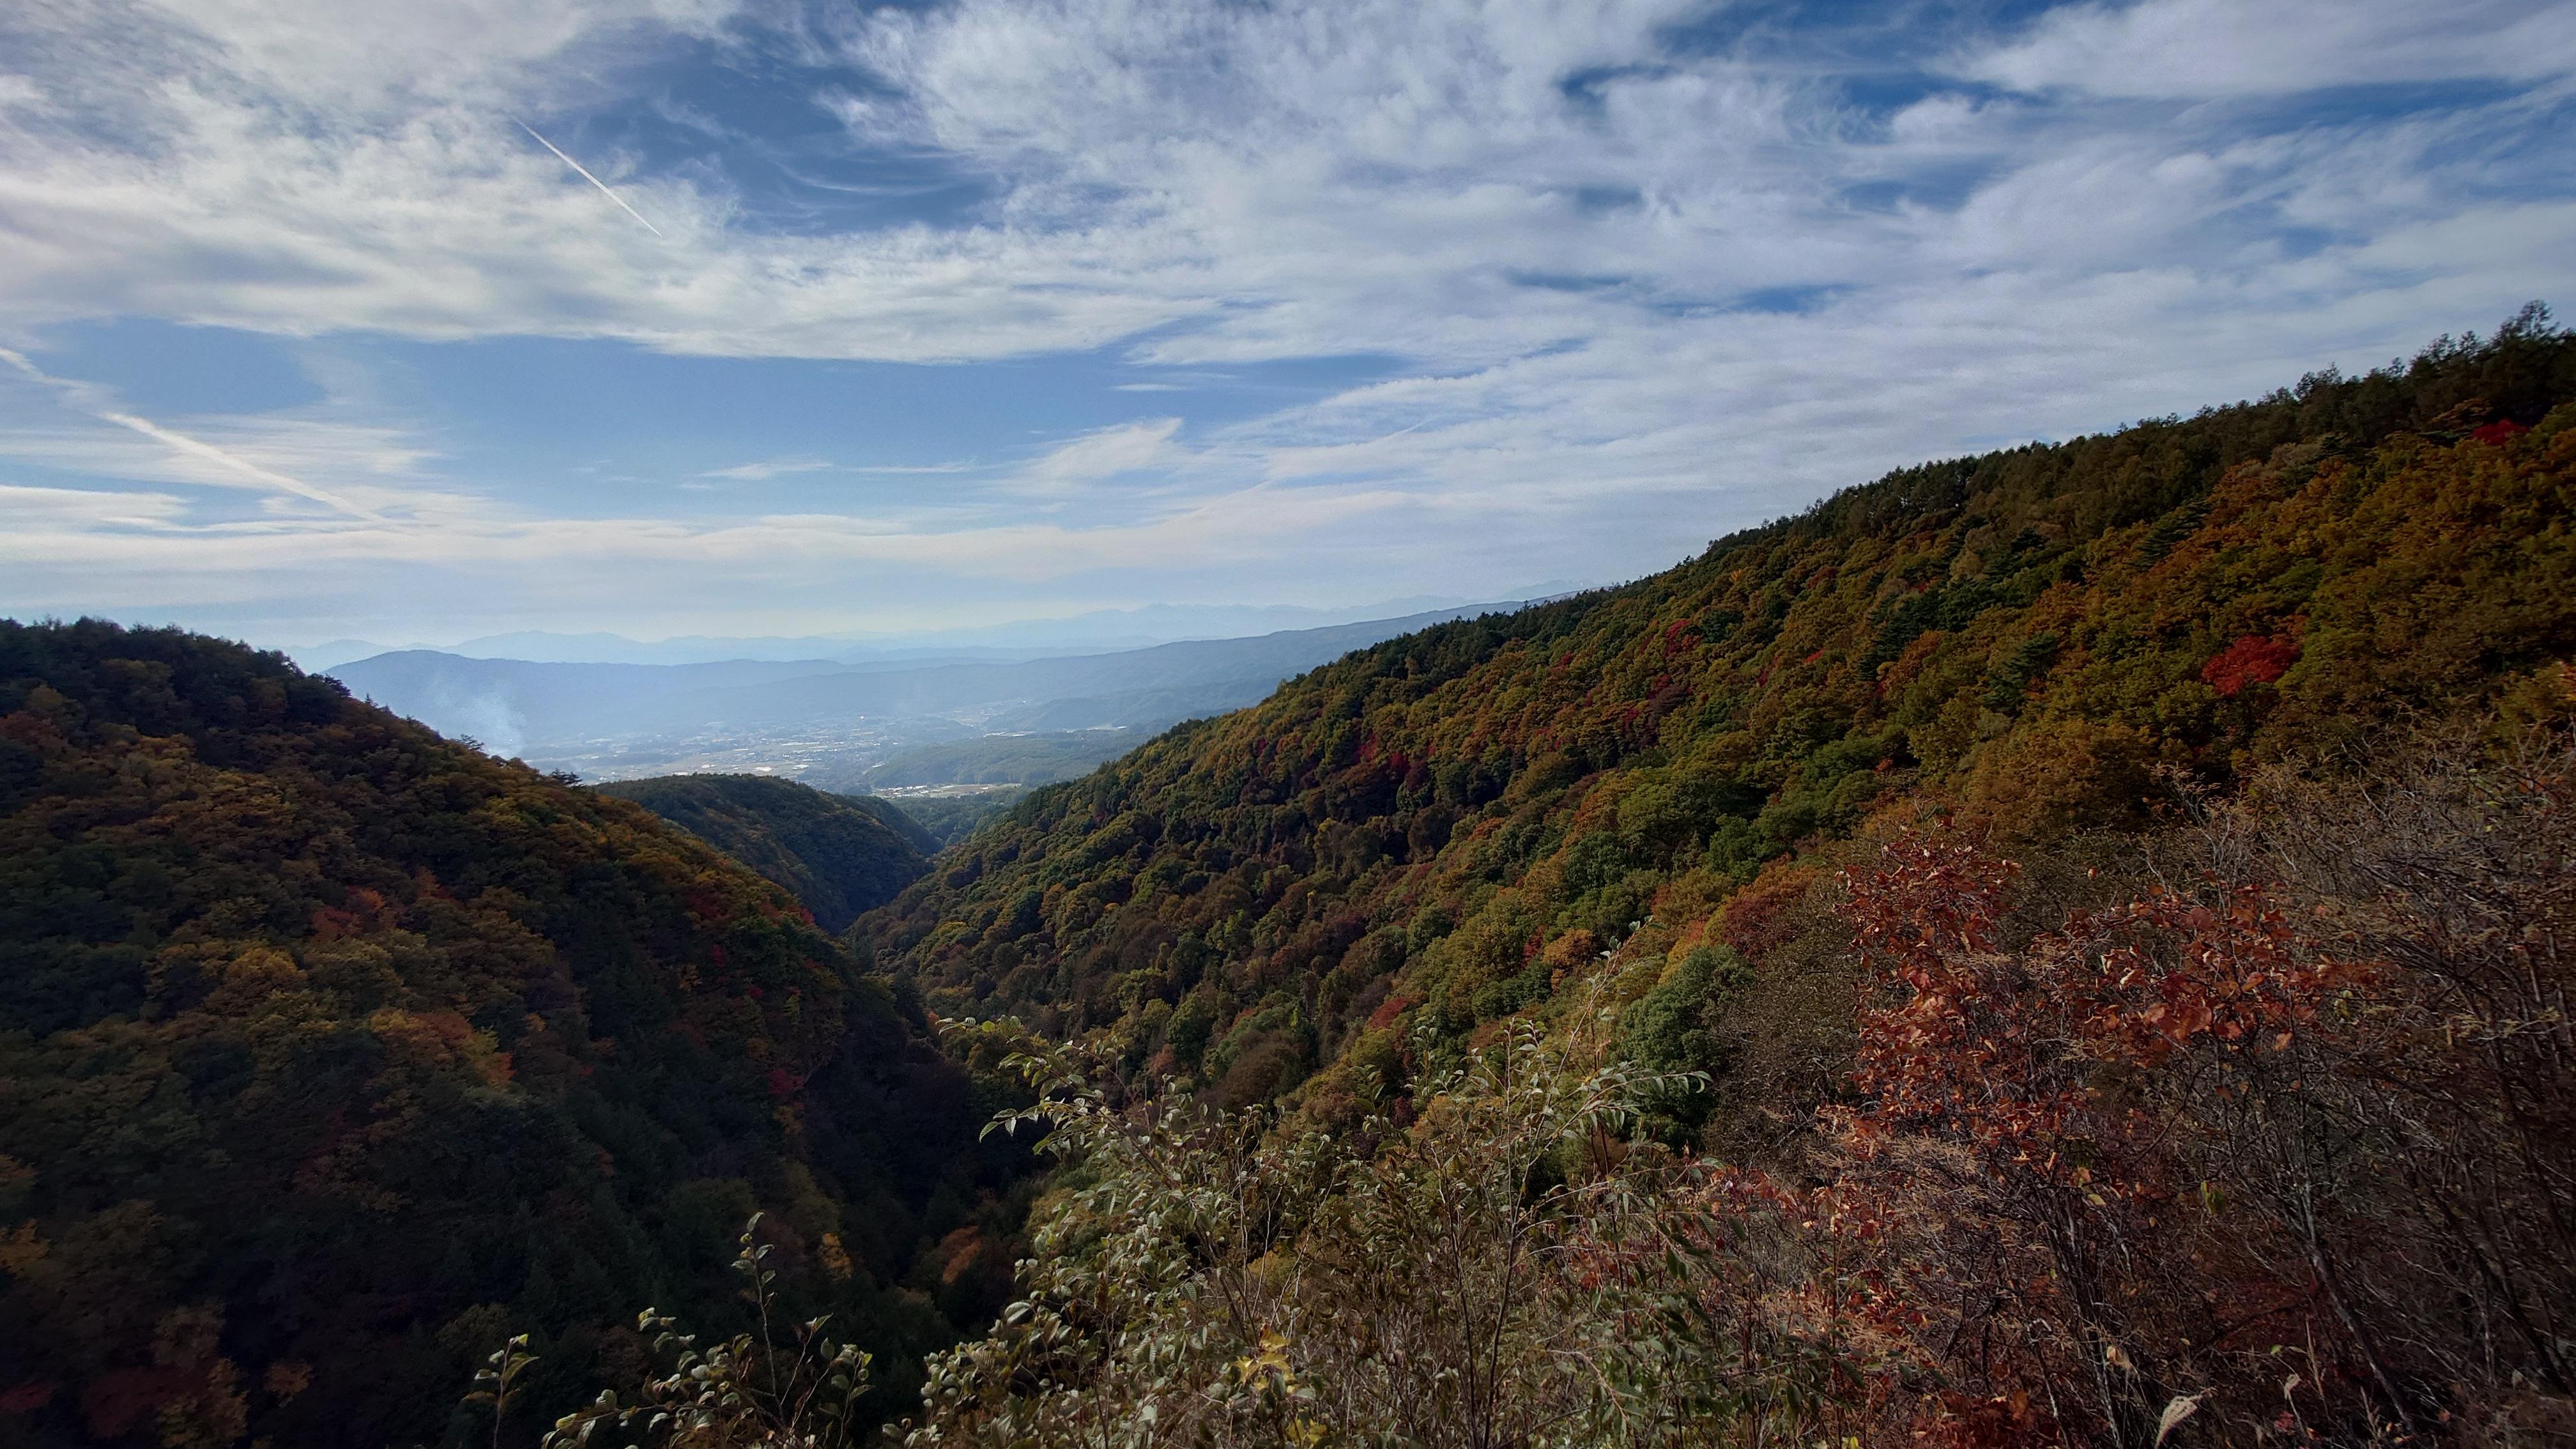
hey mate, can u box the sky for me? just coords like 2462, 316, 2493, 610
1, 0, 2571, 650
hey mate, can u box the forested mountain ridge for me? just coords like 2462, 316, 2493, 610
861, 310, 2576, 1118
594, 775, 932, 933
0, 624, 1013, 1448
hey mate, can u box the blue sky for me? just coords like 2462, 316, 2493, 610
1, 0, 2571, 648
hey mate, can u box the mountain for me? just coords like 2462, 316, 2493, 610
649, 605, 1544, 735
323, 654, 848, 756
0, 623, 1013, 1448
860, 311, 2576, 1109
864, 790, 1024, 850
593, 775, 932, 933
324, 603, 1547, 776
854, 733, 1145, 791
844, 792, 943, 855
355, 598, 1499, 669
829, 312, 2576, 1443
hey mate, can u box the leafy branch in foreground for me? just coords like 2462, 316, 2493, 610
900, 997, 1871, 1448
477, 1216, 874, 1449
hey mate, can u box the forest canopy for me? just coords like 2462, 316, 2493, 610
4, 309, 2572, 1448
593, 774, 933, 934
862, 304, 2576, 1110
0, 624, 1019, 1447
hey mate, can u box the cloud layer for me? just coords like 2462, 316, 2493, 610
1, 0, 2571, 643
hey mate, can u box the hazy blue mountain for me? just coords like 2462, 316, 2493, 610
284, 638, 413, 671
295, 594, 1535, 675
652, 605, 1536, 733
328, 653, 846, 755
983, 675, 1285, 732
328, 603, 1543, 759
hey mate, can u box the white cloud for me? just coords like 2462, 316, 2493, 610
0, 346, 395, 516
0, 0, 2571, 641
699, 455, 832, 481
1015, 417, 1184, 494
0, 482, 189, 527
1954, 0, 2576, 98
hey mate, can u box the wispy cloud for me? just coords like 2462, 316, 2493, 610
1013, 418, 1184, 496
1954, 0, 2576, 96
0, 0, 2570, 641
0, 347, 381, 518
698, 455, 832, 481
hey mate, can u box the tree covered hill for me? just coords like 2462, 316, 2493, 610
861, 309, 2576, 1116
593, 775, 933, 933
0, 624, 1015, 1448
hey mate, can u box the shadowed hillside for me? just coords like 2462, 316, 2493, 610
594, 774, 933, 932
0, 624, 1015, 1448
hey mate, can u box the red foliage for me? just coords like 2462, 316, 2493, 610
2471, 418, 2526, 445
80, 1367, 194, 1439
2201, 633, 2299, 696
0, 1381, 56, 1415
1824, 838, 2362, 1445
1365, 993, 1420, 1031
308, 904, 363, 940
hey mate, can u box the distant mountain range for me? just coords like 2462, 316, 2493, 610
286, 594, 1595, 672
326, 602, 1550, 770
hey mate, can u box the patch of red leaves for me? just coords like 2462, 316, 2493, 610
2201, 633, 2299, 696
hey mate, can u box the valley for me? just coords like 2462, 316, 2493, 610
4, 315, 2570, 1446
325, 606, 1549, 795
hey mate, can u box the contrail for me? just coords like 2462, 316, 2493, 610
514, 119, 666, 237
95, 408, 381, 520
0, 348, 381, 521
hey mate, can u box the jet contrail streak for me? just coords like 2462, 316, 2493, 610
515, 119, 666, 237
96, 410, 381, 521
0, 347, 381, 521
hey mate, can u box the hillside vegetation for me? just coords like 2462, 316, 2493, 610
5, 314, 2571, 1449
594, 775, 931, 933
843, 309, 2576, 1444
0, 625, 1015, 1448
865, 309, 2575, 1101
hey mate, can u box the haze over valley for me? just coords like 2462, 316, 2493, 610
323, 599, 1556, 793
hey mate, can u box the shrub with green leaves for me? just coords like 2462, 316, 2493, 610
898, 997, 1857, 1448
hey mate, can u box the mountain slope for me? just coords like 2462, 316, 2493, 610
844, 792, 943, 855
594, 774, 932, 932
857, 732, 1146, 790
0, 624, 1006, 1448
861, 311, 2576, 1114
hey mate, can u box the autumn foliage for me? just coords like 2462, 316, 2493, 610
1810, 733, 2576, 1444
0, 622, 1007, 1447
863, 305, 2576, 1135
